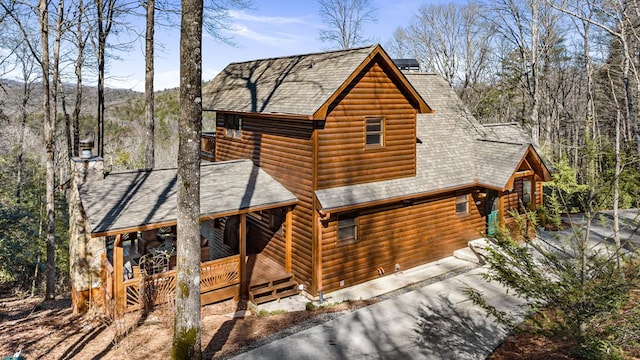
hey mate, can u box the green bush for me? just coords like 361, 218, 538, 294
466, 212, 640, 358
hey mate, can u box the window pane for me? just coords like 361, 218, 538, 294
366, 133, 381, 145
456, 195, 468, 214
365, 118, 383, 146
338, 226, 355, 240
338, 213, 357, 243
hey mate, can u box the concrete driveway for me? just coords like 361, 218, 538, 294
230, 266, 526, 360
229, 209, 640, 360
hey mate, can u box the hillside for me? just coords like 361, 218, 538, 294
0, 79, 215, 171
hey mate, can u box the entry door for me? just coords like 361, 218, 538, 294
486, 190, 499, 236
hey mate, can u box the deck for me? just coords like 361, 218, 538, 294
113, 221, 297, 314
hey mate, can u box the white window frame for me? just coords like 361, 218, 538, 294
365, 117, 384, 148
456, 194, 469, 216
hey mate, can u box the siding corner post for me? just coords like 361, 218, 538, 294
285, 207, 293, 273
239, 213, 247, 300
113, 233, 124, 319
312, 209, 322, 296
498, 191, 505, 230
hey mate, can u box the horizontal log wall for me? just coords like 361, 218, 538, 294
215, 115, 315, 287
247, 210, 286, 265
321, 190, 485, 293
317, 61, 416, 188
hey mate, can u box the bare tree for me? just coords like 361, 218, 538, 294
71, 0, 91, 157
385, 27, 412, 59
550, 0, 640, 168
406, 3, 493, 90
172, 0, 202, 357
94, 0, 115, 158
318, 0, 377, 49
144, 0, 154, 169
38, 0, 56, 300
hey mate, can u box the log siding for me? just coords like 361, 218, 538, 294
320, 190, 485, 293
317, 62, 416, 189
215, 115, 315, 288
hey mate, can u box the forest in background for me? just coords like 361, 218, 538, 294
1, 0, 639, 296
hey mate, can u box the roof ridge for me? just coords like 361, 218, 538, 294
476, 138, 528, 146
483, 122, 520, 127
226, 45, 377, 66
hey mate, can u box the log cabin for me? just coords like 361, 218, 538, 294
69, 44, 551, 317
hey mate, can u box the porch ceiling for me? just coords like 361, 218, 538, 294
79, 159, 297, 237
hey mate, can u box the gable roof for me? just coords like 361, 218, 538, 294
202, 45, 430, 119
79, 159, 297, 236
316, 73, 552, 213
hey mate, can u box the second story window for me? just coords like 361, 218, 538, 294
225, 114, 242, 138
365, 117, 384, 148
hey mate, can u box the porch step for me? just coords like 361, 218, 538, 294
453, 247, 482, 264
453, 238, 495, 265
467, 238, 496, 264
249, 278, 299, 305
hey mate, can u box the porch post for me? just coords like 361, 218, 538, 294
498, 191, 505, 229
239, 213, 247, 299
530, 176, 537, 212
113, 234, 124, 319
285, 206, 292, 273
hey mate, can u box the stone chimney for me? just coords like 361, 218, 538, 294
68, 138, 105, 314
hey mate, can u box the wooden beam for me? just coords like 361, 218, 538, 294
285, 206, 292, 273
498, 191, 505, 229
239, 213, 247, 300
113, 233, 124, 319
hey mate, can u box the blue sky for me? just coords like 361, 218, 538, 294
106, 0, 449, 91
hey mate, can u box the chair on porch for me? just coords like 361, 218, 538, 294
139, 248, 171, 275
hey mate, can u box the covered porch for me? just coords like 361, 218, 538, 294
77, 159, 298, 318
481, 144, 553, 237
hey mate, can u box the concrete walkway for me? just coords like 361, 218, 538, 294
231, 261, 526, 360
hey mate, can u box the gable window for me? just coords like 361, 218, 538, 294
337, 211, 358, 244
456, 194, 469, 216
365, 117, 384, 148
224, 114, 242, 138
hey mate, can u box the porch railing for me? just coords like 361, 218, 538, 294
121, 255, 240, 313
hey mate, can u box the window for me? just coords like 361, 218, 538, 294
365, 117, 384, 148
456, 194, 469, 215
522, 178, 532, 209
224, 114, 242, 138
337, 212, 358, 244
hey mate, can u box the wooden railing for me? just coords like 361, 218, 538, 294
121, 255, 240, 313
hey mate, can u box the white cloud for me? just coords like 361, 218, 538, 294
231, 24, 304, 47
229, 10, 307, 25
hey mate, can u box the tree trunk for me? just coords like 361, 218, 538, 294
529, 0, 540, 146
95, 0, 114, 159
39, 0, 56, 300
144, 0, 155, 169
172, 0, 203, 357
72, 0, 86, 157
